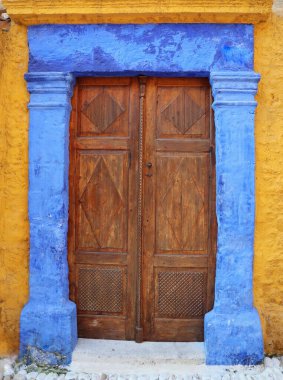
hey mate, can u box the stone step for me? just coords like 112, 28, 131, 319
70, 340, 205, 374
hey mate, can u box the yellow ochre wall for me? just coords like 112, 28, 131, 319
254, 12, 283, 354
0, 23, 29, 355
0, 1, 282, 356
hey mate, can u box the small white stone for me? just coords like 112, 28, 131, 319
127, 376, 137, 380
78, 374, 91, 380
192, 376, 201, 380
18, 370, 28, 377
259, 367, 275, 380
3, 364, 14, 377
270, 368, 283, 379
45, 373, 59, 380
233, 374, 246, 380
65, 372, 78, 380
26, 372, 39, 380
36, 373, 46, 380
221, 374, 231, 380
183, 376, 193, 380
14, 374, 27, 380
264, 357, 274, 368
149, 375, 159, 380
100, 374, 108, 380
271, 357, 281, 368
58, 375, 66, 380
91, 375, 100, 380
108, 376, 117, 380
176, 376, 185, 380
159, 374, 170, 380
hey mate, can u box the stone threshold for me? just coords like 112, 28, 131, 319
70, 339, 205, 375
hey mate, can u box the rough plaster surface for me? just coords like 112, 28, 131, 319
2, 0, 273, 24
28, 24, 253, 74
0, 6, 282, 361
254, 13, 283, 355
22, 24, 263, 366
0, 22, 29, 356
19, 72, 78, 365
205, 72, 262, 365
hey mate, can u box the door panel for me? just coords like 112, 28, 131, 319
69, 77, 216, 342
156, 84, 210, 139
69, 78, 139, 340
77, 151, 128, 251
156, 153, 209, 253
142, 78, 216, 341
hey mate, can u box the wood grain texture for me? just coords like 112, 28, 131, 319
69, 77, 216, 341
69, 78, 139, 340
142, 78, 216, 341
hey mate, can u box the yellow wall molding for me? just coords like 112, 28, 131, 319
4, 0, 272, 24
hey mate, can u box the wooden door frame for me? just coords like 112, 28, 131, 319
21, 23, 263, 366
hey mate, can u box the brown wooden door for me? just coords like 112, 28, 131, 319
142, 78, 216, 341
69, 77, 216, 341
69, 78, 139, 339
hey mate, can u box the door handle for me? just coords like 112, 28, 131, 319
146, 162, 152, 168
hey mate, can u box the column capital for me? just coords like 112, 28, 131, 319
210, 71, 260, 107
25, 72, 75, 108
25, 72, 75, 93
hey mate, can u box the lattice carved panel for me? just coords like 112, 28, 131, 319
156, 270, 207, 319
78, 267, 126, 314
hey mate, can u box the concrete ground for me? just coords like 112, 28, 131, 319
1, 339, 283, 380
68, 338, 283, 379
70, 339, 205, 374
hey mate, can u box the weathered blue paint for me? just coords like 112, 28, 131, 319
20, 73, 77, 365
22, 24, 263, 366
28, 24, 254, 74
204, 72, 263, 365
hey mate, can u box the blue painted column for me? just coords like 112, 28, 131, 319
204, 72, 263, 365
20, 73, 77, 365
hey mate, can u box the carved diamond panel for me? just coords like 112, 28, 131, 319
162, 91, 205, 134
80, 157, 123, 248
156, 270, 207, 318
82, 90, 125, 132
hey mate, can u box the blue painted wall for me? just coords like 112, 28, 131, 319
20, 74, 77, 365
204, 72, 263, 365
22, 23, 263, 366
28, 24, 253, 74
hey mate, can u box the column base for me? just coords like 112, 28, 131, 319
204, 307, 264, 365
20, 300, 77, 365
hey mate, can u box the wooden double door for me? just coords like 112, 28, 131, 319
69, 77, 216, 342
